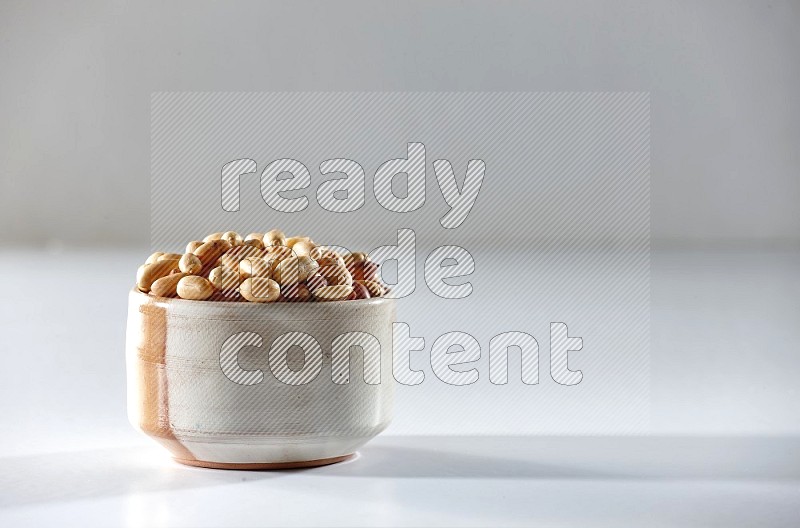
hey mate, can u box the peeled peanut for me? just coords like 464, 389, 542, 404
281, 283, 311, 302
185, 240, 204, 253
349, 260, 379, 282
239, 257, 272, 279
351, 281, 370, 300
150, 272, 189, 298
179, 253, 203, 274
292, 239, 316, 257
177, 276, 214, 300
312, 285, 353, 302
209, 265, 240, 292
357, 279, 384, 297
310, 246, 342, 261
136, 230, 387, 303
309, 246, 324, 260
306, 273, 328, 293
136, 259, 180, 292
218, 245, 263, 270
242, 238, 265, 250
363, 261, 380, 281
265, 245, 293, 263
298, 255, 320, 277
274, 255, 319, 286
343, 251, 369, 268
145, 252, 164, 265
240, 277, 280, 303
221, 231, 243, 246
285, 235, 311, 249
316, 254, 345, 268
318, 265, 353, 287
193, 239, 232, 272
264, 229, 287, 247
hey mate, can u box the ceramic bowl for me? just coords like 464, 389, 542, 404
126, 289, 395, 469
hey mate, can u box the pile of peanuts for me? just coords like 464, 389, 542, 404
135, 230, 385, 302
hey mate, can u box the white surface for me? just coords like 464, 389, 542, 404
2, 0, 800, 245
1, 436, 798, 527
1, 247, 798, 525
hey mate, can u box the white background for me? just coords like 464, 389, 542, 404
1, 0, 798, 246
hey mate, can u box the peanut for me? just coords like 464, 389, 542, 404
185, 240, 204, 253
179, 252, 203, 274
318, 265, 353, 287
357, 279, 384, 297
343, 251, 369, 268
136, 259, 180, 292
239, 257, 272, 279
309, 246, 325, 260
240, 277, 281, 303
221, 231, 243, 247
312, 285, 353, 302
274, 255, 319, 286
285, 235, 311, 249
208, 265, 240, 292
150, 272, 189, 298
362, 261, 379, 281
218, 245, 264, 270
292, 239, 316, 257
145, 252, 164, 265
306, 273, 328, 293
176, 276, 214, 300
193, 239, 232, 272
264, 229, 287, 247
136, 229, 388, 303
281, 283, 311, 302
350, 260, 379, 282
242, 237, 265, 250
316, 254, 345, 268
265, 245, 293, 263
351, 281, 371, 300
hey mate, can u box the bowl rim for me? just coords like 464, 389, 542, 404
130, 287, 394, 311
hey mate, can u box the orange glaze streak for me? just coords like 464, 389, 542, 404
136, 298, 197, 462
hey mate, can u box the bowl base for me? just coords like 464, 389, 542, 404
173, 453, 353, 470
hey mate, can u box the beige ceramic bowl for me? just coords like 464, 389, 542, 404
126, 289, 395, 469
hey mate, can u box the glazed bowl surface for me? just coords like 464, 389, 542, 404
126, 289, 395, 469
